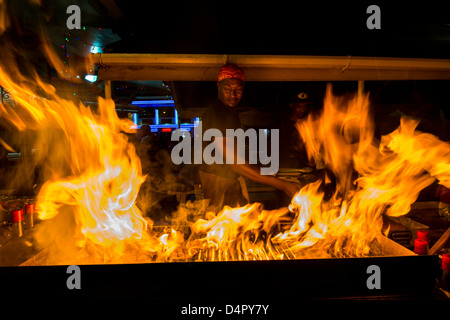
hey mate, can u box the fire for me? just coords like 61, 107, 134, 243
3, 63, 449, 264
4, 73, 449, 264
0, 2, 150, 262
0, 60, 150, 262
186, 203, 290, 261
171, 85, 449, 260
1, 5, 450, 265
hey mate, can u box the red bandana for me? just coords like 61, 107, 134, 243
217, 64, 245, 84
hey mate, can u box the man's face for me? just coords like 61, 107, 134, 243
290, 102, 309, 118
218, 78, 244, 108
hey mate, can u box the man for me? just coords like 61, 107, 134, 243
199, 64, 300, 209
279, 91, 315, 169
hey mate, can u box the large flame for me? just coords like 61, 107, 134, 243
0, 60, 150, 263
179, 85, 444, 260
5, 77, 449, 264
0, 1, 150, 262
2, 4, 450, 265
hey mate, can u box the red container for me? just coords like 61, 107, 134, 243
25, 204, 34, 215
414, 239, 428, 255
416, 230, 430, 244
442, 253, 450, 272
11, 210, 24, 223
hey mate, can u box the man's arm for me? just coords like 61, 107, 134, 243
216, 137, 302, 199
229, 162, 301, 199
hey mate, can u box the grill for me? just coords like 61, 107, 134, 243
0, 204, 440, 301
0, 220, 436, 301
0, 236, 437, 301
1, 53, 449, 303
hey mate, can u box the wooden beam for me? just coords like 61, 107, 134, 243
90, 53, 450, 81
429, 227, 450, 255
357, 80, 365, 105
104, 80, 112, 99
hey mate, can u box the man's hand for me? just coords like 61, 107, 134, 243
281, 180, 302, 199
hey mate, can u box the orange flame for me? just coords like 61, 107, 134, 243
181, 85, 449, 260
0, 68, 149, 261
0, 11, 150, 262
2, 4, 450, 264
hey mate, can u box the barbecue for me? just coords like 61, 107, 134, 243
0, 2, 449, 304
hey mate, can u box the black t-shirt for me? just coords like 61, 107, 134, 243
278, 118, 309, 168
202, 100, 241, 135
200, 100, 242, 179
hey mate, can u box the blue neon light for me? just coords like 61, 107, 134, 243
131, 123, 198, 131
85, 75, 97, 82
131, 100, 175, 107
